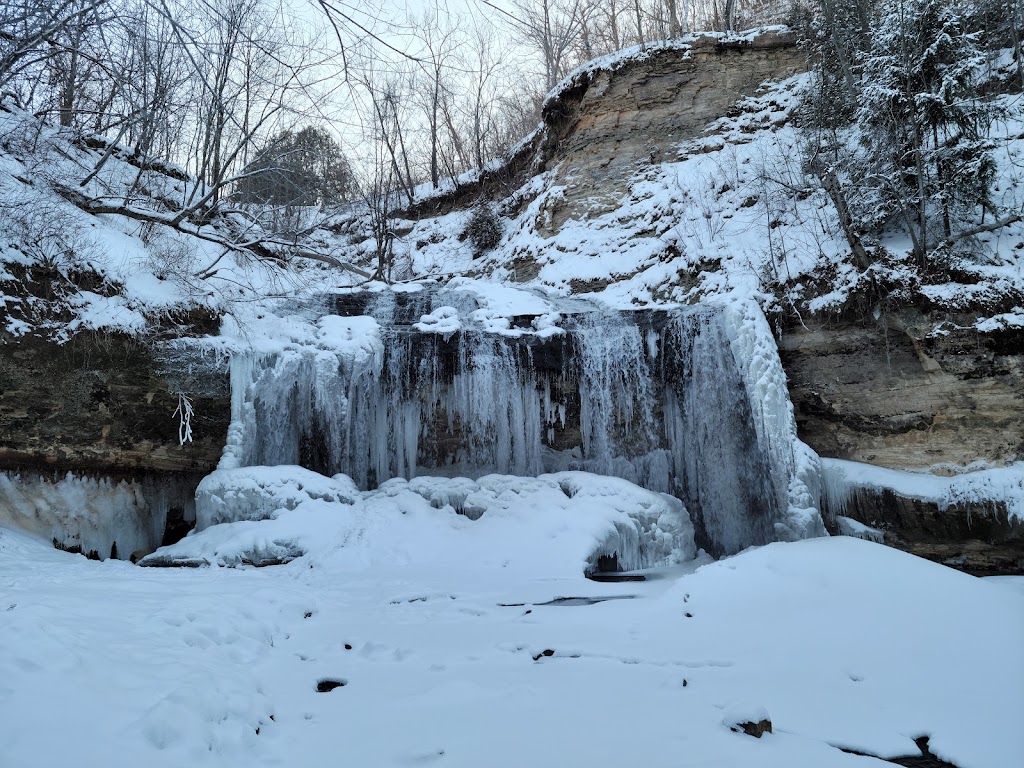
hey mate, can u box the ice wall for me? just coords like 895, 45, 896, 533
0, 470, 195, 559
220, 290, 823, 555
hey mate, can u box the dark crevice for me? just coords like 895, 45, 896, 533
837, 736, 962, 768
316, 679, 347, 692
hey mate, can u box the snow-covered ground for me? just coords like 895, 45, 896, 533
1, 516, 1021, 768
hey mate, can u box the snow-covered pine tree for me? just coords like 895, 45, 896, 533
854, 0, 1000, 263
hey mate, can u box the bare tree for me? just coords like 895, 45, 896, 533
410, 8, 462, 189
0, 0, 110, 91
502, 0, 591, 92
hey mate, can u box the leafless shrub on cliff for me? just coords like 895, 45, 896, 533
0, 194, 97, 273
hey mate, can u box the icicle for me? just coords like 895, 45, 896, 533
218, 289, 823, 556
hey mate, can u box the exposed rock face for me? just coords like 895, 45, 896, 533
0, 329, 229, 555
782, 308, 1024, 574
821, 487, 1024, 576
0, 331, 228, 474
780, 309, 1024, 469
538, 31, 804, 227
406, 30, 804, 221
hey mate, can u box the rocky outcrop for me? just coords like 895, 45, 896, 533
0, 330, 228, 474
536, 30, 803, 228
405, 29, 804, 220
0, 328, 229, 556
780, 309, 1024, 469
821, 487, 1023, 576
782, 307, 1024, 574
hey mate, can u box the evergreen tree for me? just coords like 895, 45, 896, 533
851, 0, 1000, 261
237, 127, 355, 207
463, 201, 503, 257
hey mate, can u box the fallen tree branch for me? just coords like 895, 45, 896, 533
51, 182, 373, 280
930, 214, 1023, 250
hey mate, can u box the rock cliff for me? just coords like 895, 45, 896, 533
780, 309, 1024, 469
0, 300, 229, 556
407, 29, 804, 223
782, 308, 1024, 574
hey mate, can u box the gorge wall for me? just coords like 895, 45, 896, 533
0, 325, 229, 558
2, 30, 1021, 574
781, 308, 1024, 574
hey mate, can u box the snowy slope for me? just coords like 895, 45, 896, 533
361, 52, 1023, 329
3, 40, 1020, 339
0, 105, 359, 342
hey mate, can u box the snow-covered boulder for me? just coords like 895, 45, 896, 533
194, 466, 358, 531
722, 701, 772, 738
146, 470, 695, 575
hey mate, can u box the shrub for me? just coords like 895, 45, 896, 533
463, 202, 502, 256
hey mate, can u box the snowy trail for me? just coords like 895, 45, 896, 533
1, 527, 1021, 768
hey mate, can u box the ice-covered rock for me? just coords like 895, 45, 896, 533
835, 516, 884, 543
821, 458, 1024, 521
195, 466, 358, 531
147, 470, 695, 574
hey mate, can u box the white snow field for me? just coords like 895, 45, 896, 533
1, 474, 1022, 768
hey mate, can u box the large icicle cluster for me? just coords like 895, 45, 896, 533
0, 470, 194, 560
216, 287, 824, 555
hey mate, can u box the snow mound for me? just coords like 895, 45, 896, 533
147, 471, 695, 575
195, 466, 358, 530
413, 306, 461, 336
659, 537, 1024, 767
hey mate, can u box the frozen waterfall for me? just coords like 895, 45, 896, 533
219, 290, 822, 556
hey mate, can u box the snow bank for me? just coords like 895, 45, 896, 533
145, 470, 695, 575
821, 458, 1024, 521
658, 536, 1024, 767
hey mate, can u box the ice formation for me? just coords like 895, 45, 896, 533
0, 470, 194, 559
218, 288, 824, 555
144, 471, 695, 574
715, 298, 825, 543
